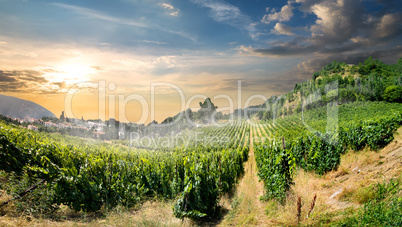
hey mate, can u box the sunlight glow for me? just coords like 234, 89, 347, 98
56, 63, 94, 83
44, 62, 95, 84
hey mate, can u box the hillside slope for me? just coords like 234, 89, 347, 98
0, 94, 55, 119
248, 57, 402, 121
259, 127, 402, 226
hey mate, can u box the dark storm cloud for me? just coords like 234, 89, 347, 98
297, 46, 402, 74
253, 0, 401, 56
245, 0, 402, 79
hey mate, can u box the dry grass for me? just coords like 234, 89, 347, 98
0, 200, 192, 227
219, 128, 274, 226
261, 127, 402, 226
0, 189, 13, 218
220, 126, 402, 226
261, 169, 345, 226
103, 201, 191, 227
0, 190, 11, 205
395, 127, 402, 142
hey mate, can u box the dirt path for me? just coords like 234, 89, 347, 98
219, 125, 273, 226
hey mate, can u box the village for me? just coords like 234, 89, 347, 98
4, 111, 108, 138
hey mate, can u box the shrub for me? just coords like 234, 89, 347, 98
384, 85, 402, 103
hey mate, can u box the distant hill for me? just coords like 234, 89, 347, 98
0, 94, 55, 119
245, 57, 402, 121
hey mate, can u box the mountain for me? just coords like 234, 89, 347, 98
0, 94, 55, 119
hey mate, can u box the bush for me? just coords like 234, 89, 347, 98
339, 88, 356, 103
384, 85, 402, 103
173, 161, 219, 219
292, 132, 342, 175
255, 140, 295, 201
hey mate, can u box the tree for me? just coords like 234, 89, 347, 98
312, 72, 320, 80
383, 85, 402, 103
339, 89, 356, 103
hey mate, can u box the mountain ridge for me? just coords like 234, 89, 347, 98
0, 94, 55, 119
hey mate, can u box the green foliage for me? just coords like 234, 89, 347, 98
256, 57, 402, 120
2, 171, 58, 217
255, 140, 295, 201
323, 60, 346, 74
339, 115, 401, 150
384, 85, 402, 103
173, 160, 219, 219
339, 88, 356, 103
291, 133, 342, 175
0, 120, 249, 219
254, 102, 402, 201
338, 179, 401, 226
312, 72, 320, 80
174, 147, 248, 219
0, 134, 28, 175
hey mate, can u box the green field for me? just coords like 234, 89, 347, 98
1, 58, 402, 225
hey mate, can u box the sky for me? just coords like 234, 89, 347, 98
0, 0, 401, 123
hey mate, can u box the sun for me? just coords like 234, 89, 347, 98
55, 63, 94, 84
42, 61, 95, 85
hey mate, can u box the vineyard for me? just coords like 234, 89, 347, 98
253, 101, 402, 201
1, 99, 402, 225
128, 120, 250, 152
0, 120, 249, 220
1, 100, 402, 224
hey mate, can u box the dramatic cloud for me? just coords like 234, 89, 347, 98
0, 69, 98, 95
0, 72, 18, 82
309, 0, 364, 44
297, 46, 402, 74
0, 70, 50, 93
261, 2, 294, 24
231, 0, 402, 87
248, 0, 402, 73
0, 0, 400, 121
191, 0, 257, 38
375, 13, 402, 39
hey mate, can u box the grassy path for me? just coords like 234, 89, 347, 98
219, 124, 273, 226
